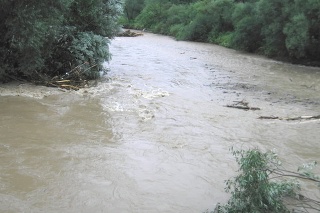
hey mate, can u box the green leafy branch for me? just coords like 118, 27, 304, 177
216, 148, 320, 213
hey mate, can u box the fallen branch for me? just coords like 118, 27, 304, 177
33, 62, 94, 90
225, 100, 261, 111
258, 115, 320, 121
117, 30, 143, 37
59, 84, 80, 90
226, 105, 261, 110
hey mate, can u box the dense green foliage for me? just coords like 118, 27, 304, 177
216, 148, 320, 213
0, 0, 122, 82
122, 0, 320, 64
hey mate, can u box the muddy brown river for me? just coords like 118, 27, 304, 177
1, 32, 320, 213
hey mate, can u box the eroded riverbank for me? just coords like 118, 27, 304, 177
1, 32, 319, 212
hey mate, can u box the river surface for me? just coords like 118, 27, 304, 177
0, 32, 320, 213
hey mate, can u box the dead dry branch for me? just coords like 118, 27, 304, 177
225, 100, 261, 111
258, 115, 320, 121
34, 63, 95, 90
117, 30, 143, 37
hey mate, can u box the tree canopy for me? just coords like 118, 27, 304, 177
122, 0, 320, 65
0, 0, 123, 83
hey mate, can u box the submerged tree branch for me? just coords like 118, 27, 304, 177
225, 100, 260, 111
258, 115, 320, 121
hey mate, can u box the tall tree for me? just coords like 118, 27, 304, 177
258, 0, 290, 57
124, 0, 145, 22
231, 1, 262, 52
0, 0, 122, 82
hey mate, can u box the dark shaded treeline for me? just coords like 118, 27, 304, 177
0, 0, 122, 82
121, 0, 320, 66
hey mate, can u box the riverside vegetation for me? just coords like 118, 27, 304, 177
121, 0, 320, 66
1, 0, 318, 84
0, 0, 123, 86
215, 148, 320, 213
1, 1, 319, 212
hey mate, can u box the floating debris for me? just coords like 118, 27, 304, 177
258, 115, 320, 121
117, 30, 143, 37
225, 100, 260, 111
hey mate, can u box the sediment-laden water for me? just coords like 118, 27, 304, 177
1, 32, 319, 213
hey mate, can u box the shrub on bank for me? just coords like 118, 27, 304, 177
0, 0, 122, 83
122, 0, 320, 65
216, 148, 320, 213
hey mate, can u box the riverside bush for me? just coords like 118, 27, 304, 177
0, 0, 122, 82
123, 0, 320, 64
217, 148, 320, 213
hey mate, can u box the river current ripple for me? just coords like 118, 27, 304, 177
0, 32, 319, 212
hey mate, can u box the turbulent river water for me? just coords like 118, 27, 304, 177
1, 32, 320, 213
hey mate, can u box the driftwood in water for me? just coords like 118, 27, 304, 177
225, 100, 261, 111
258, 115, 320, 121
34, 63, 93, 90
117, 30, 143, 37
47, 79, 87, 90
